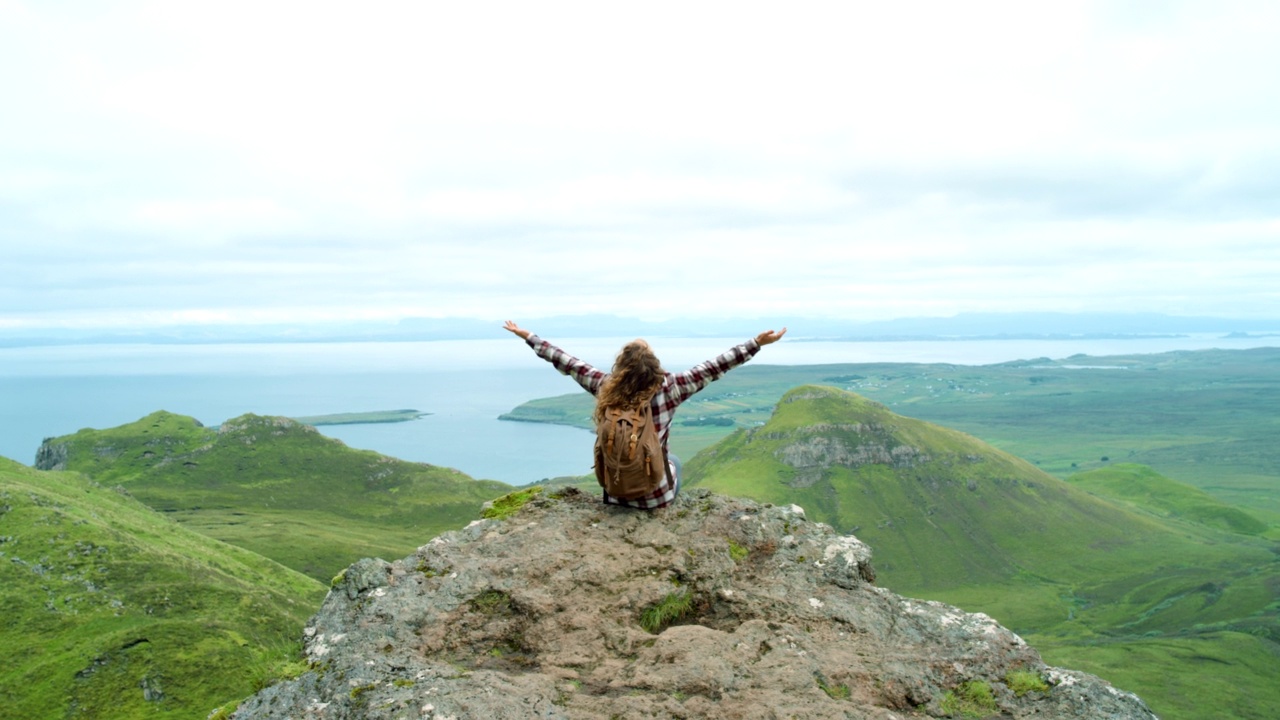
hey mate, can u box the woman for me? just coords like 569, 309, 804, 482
504, 320, 786, 509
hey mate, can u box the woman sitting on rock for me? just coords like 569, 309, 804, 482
503, 320, 786, 509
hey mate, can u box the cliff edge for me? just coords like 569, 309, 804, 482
230, 487, 1156, 720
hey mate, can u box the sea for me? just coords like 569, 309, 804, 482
3, 334, 1277, 486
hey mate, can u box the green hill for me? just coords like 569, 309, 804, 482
1066, 463, 1268, 535
684, 385, 1280, 720
0, 457, 325, 720
685, 385, 1209, 592
37, 411, 513, 581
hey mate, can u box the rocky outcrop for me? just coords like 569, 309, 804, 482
34, 438, 68, 471
230, 488, 1156, 720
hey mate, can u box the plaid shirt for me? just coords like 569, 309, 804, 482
525, 334, 761, 509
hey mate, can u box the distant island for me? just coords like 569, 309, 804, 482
291, 409, 429, 426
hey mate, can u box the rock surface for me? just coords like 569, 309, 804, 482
230, 488, 1157, 720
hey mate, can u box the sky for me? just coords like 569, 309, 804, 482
2, 0, 1278, 331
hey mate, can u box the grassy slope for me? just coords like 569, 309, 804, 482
0, 457, 325, 720
684, 385, 1280, 720
43, 411, 513, 581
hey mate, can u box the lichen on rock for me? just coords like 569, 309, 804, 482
230, 488, 1156, 720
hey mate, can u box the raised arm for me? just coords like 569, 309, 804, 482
668, 327, 786, 402
504, 320, 605, 394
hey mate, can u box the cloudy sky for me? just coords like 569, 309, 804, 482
2, 1, 1278, 331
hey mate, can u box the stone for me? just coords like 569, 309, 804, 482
230, 488, 1156, 720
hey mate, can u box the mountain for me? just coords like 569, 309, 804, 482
35, 411, 513, 582
227, 487, 1156, 720
0, 457, 325, 720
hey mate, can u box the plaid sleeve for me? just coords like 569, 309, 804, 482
668, 338, 761, 402
525, 334, 607, 395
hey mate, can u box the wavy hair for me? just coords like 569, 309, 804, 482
594, 340, 665, 421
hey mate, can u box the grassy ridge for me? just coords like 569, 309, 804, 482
0, 457, 324, 719
1066, 463, 1267, 535
41, 410, 513, 581
683, 385, 1280, 720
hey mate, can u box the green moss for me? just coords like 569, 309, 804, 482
471, 590, 512, 615
349, 683, 376, 700
940, 680, 997, 718
208, 703, 239, 720
728, 540, 748, 563
639, 590, 693, 634
1005, 670, 1049, 697
481, 486, 544, 520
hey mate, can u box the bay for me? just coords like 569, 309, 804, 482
3, 333, 1277, 485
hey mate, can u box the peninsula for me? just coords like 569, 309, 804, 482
290, 409, 428, 426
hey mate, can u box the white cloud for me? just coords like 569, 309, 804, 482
1, 0, 1278, 329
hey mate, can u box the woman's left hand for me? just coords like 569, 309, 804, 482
756, 327, 787, 346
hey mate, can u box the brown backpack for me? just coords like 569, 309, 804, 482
594, 402, 668, 499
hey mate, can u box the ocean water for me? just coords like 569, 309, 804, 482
3, 334, 1276, 484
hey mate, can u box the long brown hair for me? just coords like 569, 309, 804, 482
594, 339, 665, 421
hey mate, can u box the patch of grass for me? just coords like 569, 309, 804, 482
939, 680, 997, 718
727, 540, 748, 563
481, 486, 544, 520
1004, 670, 1048, 697
639, 590, 693, 634
247, 640, 309, 693
817, 677, 850, 699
